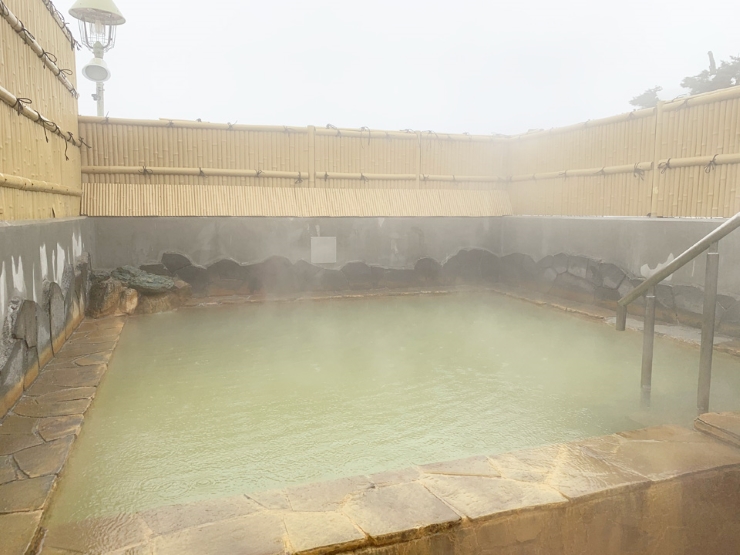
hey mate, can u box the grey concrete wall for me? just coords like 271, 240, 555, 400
89, 216, 740, 297
498, 216, 740, 296
89, 217, 501, 270
0, 218, 94, 322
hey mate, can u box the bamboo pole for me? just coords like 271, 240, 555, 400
0, 0, 79, 98
649, 101, 665, 216
0, 172, 82, 196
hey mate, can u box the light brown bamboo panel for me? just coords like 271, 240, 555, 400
505, 87, 740, 218
506, 110, 656, 176
1, 0, 81, 220
78, 120, 309, 182
507, 172, 653, 217
81, 183, 512, 217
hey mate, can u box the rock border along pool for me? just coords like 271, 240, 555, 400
1, 293, 740, 554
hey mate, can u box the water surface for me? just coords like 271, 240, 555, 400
48, 293, 740, 523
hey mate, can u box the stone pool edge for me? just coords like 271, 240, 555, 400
0, 315, 126, 555
3, 291, 740, 554
39, 421, 740, 555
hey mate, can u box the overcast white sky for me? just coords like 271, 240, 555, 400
56, 0, 739, 135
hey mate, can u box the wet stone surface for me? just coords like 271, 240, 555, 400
0, 315, 126, 555
34, 419, 740, 555
695, 411, 740, 448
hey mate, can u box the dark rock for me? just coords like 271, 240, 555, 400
35, 296, 52, 369
479, 251, 500, 283
441, 249, 488, 285
161, 252, 193, 274
341, 261, 375, 290
377, 268, 419, 289
86, 275, 124, 319
10, 299, 37, 349
536, 267, 558, 293
595, 286, 621, 304
206, 259, 247, 281
294, 260, 323, 291
499, 253, 539, 287
720, 302, 740, 337
61, 263, 78, 338
567, 256, 601, 286
75, 253, 90, 315
599, 263, 626, 290
139, 263, 173, 277
250, 256, 296, 294
0, 341, 25, 415
111, 266, 176, 295
414, 258, 442, 285
552, 253, 569, 274
48, 282, 66, 353
718, 295, 737, 310
310, 269, 349, 291
536, 256, 554, 271
673, 285, 723, 328
175, 265, 209, 294
551, 272, 596, 303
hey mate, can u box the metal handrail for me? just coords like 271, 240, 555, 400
615, 211, 740, 414
617, 211, 740, 311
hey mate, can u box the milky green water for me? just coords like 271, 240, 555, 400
47, 293, 740, 524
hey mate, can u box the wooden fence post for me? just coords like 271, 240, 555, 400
649, 101, 664, 217
308, 125, 315, 188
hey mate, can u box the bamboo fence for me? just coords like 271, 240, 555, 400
0, 0, 82, 220
506, 87, 740, 217
3, 0, 739, 219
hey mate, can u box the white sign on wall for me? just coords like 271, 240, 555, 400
311, 237, 337, 264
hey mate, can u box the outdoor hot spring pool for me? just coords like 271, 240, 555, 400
46, 293, 740, 525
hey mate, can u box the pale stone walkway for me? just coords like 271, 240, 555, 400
37, 423, 740, 555
0, 316, 126, 555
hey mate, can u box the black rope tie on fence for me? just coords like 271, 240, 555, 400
11, 97, 31, 115
558, 170, 568, 178
633, 163, 645, 180
199, 168, 206, 177
103, 115, 110, 124
167, 120, 175, 127
326, 124, 340, 137
39, 0, 80, 50
422, 174, 429, 181
360, 173, 368, 183
63, 139, 69, 160
324, 172, 329, 181
255, 170, 263, 177
295, 172, 303, 184
659, 158, 672, 174
0, 0, 9, 17
79, 137, 91, 148
227, 121, 237, 130
595, 167, 606, 177
40, 51, 57, 65
704, 154, 719, 174
139, 166, 153, 176
284, 126, 291, 133
401, 129, 414, 134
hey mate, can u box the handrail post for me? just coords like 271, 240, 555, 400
641, 286, 657, 407
616, 304, 627, 331
697, 241, 720, 414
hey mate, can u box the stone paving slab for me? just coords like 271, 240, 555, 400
37, 423, 740, 555
0, 511, 43, 555
0, 315, 126, 555
695, 411, 740, 448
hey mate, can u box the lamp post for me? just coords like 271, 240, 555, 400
69, 0, 126, 117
